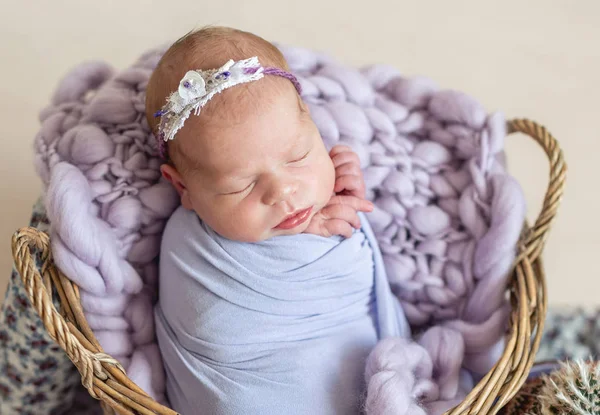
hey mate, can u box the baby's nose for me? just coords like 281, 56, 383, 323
262, 178, 297, 206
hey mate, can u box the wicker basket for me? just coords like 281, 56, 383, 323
11, 118, 566, 415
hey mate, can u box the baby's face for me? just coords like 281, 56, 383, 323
166, 81, 335, 242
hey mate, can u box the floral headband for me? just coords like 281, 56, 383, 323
153, 56, 302, 158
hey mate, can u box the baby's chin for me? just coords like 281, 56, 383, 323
214, 220, 310, 243
237, 208, 319, 242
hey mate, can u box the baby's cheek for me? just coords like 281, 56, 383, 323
230, 200, 269, 240
320, 157, 336, 195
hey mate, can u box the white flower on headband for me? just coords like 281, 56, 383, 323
167, 71, 207, 114
178, 71, 206, 101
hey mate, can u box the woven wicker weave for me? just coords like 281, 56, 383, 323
11, 118, 566, 415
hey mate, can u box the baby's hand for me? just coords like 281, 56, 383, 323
304, 195, 373, 238
330, 145, 366, 199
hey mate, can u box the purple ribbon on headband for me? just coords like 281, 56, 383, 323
245, 66, 303, 95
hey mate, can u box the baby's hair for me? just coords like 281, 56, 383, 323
145, 26, 290, 165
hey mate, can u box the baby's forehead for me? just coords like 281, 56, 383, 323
176, 82, 307, 175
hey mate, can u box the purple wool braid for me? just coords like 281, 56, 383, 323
261, 66, 303, 94
33, 42, 526, 415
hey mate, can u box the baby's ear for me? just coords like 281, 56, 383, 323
161, 164, 185, 195
300, 98, 310, 114
161, 164, 194, 210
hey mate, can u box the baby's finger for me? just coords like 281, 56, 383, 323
334, 175, 363, 195
331, 150, 360, 168
329, 145, 353, 159
302, 214, 322, 236
324, 219, 354, 238
322, 204, 361, 229
328, 195, 374, 212
335, 162, 362, 178
352, 198, 373, 213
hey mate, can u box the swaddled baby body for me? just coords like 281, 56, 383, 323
146, 26, 410, 414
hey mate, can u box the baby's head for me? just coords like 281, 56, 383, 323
146, 27, 335, 242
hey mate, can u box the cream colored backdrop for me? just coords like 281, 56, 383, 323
1, 0, 597, 304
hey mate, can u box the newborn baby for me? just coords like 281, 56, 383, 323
146, 26, 410, 414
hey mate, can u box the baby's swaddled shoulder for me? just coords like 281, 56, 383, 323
158, 206, 209, 291
162, 204, 194, 235
157, 206, 216, 330
160, 206, 203, 254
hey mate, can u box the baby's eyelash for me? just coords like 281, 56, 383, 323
291, 151, 310, 163
225, 181, 255, 195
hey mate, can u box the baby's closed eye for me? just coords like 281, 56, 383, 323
287, 150, 310, 165
221, 181, 256, 196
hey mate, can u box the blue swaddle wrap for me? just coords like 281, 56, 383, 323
154, 207, 410, 414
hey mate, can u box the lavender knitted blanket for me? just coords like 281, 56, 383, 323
33, 43, 526, 413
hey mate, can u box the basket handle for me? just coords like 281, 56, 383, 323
12, 228, 180, 415
10, 229, 127, 405
445, 119, 566, 415
506, 118, 567, 260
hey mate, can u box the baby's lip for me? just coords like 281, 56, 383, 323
274, 206, 313, 230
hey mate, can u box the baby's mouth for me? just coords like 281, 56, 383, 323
274, 206, 313, 230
